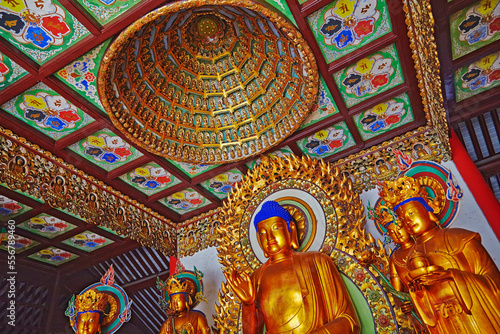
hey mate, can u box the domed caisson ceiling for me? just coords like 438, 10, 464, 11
98, 0, 319, 164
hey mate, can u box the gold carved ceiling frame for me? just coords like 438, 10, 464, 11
0, 0, 448, 259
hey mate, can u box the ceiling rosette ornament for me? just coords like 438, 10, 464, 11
98, 0, 318, 164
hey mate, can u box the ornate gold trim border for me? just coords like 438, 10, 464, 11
0, 126, 176, 255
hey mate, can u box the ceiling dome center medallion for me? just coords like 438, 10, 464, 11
98, 0, 319, 165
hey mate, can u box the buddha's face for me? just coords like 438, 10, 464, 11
256, 217, 292, 258
387, 223, 410, 245
398, 201, 435, 236
76, 311, 101, 334
170, 293, 188, 315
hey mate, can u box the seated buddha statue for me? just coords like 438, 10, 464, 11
158, 271, 210, 334
225, 201, 360, 334
380, 175, 500, 333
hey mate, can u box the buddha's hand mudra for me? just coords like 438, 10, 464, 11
224, 269, 255, 305
414, 269, 453, 286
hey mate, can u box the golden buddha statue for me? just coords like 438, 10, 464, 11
157, 269, 210, 334
225, 201, 360, 334
380, 175, 500, 333
73, 289, 111, 334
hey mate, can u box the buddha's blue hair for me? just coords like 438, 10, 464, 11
254, 201, 294, 231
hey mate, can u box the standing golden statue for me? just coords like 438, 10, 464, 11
379, 175, 500, 333
225, 201, 360, 334
157, 267, 210, 334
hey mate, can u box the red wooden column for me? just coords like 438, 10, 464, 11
450, 129, 500, 240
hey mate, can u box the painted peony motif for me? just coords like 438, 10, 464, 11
1, 234, 33, 249
209, 172, 242, 194
461, 52, 500, 91
0, 196, 22, 215
320, 0, 379, 49
37, 247, 72, 262
19, 92, 81, 131
304, 127, 347, 156
458, 0, 500, 46
82, 133, 132, 164
130, 165, 173, 190
342, 54, 394, 97
0, 53, 10, 83
71, 232, 106, 248
360, 99, 405, 132
0, 0, 71, 49
27, 215, 69, 233
166, 190, 206, 211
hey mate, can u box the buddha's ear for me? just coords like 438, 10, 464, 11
289, 222, 299, 250
428, 211, 440, 226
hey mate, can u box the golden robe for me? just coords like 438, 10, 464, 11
406, 228, 500, 333
242, 251, 359, 334
159, 310, 209, 334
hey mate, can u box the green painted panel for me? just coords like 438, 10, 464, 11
119, 162, 182, 196
62, 230, 114, 252
0, 52, 27, 91
299, 76, 339, 129
296, 121, 355, 158
455, 51, 500, 101
1, 82, 95, 140
18, 213, 76, 239
0, 195, 31, 222
450, 0, 500, 59
264, 0, 297, 26
0, 233, 39, 254
28, 247, 78, 266
68, 128, 143, 171
75, 0, 141, 25
333, 44, 404, 107
55, 39, 112, 112
307, 0, 392, 63
353, 93, 414, 140
169, 160, 220, 177
0, 0, 90, 63
246, 145, 294, 170
201, 169, 243, 199
159, 188, 211, 214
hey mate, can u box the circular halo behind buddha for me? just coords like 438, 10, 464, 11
98, 0, 319, 164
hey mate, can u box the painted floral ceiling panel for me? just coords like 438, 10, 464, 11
159, 188, 211, 214
28, 246, 78, 265
264, 0, 297, 25
0, 233, 39, 253
68, 128, 143, 171
74, 0, 141, 25
296, 121, 356, 158
450, 0, 500, 60
0, 52, 27, 91
0, 195, 31, 222
307, 0, 392, 63
18, 213, 76, 238
201, 169, 243, 199
353, 93, 414, 140
333, 43, 403, 107
61, 230, 114, 252
169, 161, 219, 178
0, 0, 90, 63
455, 51, 500, 101
119, 162, 182, 196
299, 76, 339, 129
1, 82, 95, 140
246, 145, 294, 170
55, 39, 112, 113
